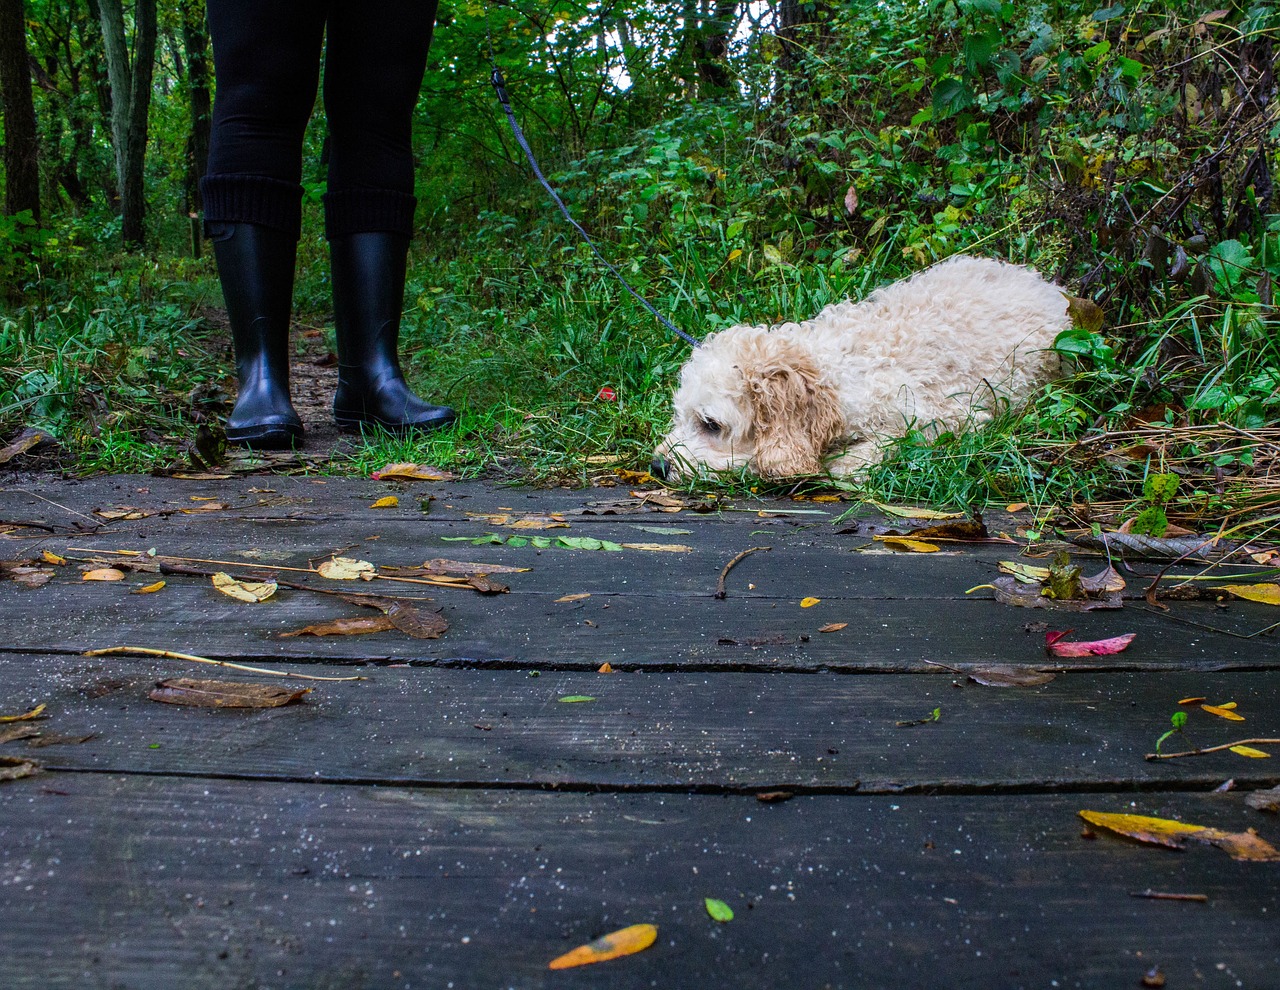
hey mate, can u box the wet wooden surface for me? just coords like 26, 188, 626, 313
1, 474, 1278, 989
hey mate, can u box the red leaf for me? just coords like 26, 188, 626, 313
1045, 631, 1136, 657
1044, 628, 1074, 646
596, 387, 617, 401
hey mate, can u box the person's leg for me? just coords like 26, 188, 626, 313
203, 1, 326, 448
322, 0, 457, 433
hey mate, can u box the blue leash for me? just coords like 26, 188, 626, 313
485, 61, 701, 349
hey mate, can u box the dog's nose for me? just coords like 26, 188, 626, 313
650, 455, 670, 481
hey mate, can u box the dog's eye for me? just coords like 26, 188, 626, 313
699, 418, 723, 436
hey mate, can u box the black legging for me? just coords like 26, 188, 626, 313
202, 0, 439, 240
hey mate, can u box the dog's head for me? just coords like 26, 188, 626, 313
653, 326, 844, 480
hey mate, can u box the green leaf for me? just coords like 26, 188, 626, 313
704, 898, 735, 922
1091, 4, 1126, 21
931, 77, 974, 118
557, 536, 605, 550
558, 695, 596, 703
1142, 473, 1179, 504
1204, 239, 1255, 293
531, 536, 552, 549
1129, 506, 1168, 537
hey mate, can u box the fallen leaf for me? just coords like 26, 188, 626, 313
629, 526, 693, 535
26, 732, 95, 748
818, 622, 848, 633
8, 566, 54, 588
897, 519, 990, 542
869, 502, 964, 520
94, 507, 151, 520
1078, 810, 1280, 862
371, 462, 455, 481
371, 496, 400, 508
843, 185, 858, 214
877, 537, 940, 552
340, 595, 448, 639
705, 898, 734, 922
317, 557, 377, 580
1178, 696, 1207, 705
1045, 631, 1135, 656
148, 678, 310, 708
967, 666, 1057, 687
1229, 746, 1271, 758
179, 502, 230, 515
1202, 704, 1245, 721
598, 663, 615, 673
619, 542, 692, 552
1005, 502, 1029, 512
556, 593, 591, 603
212, 571, 278, 603
381, 558, 530, 577
131, 580, 166, 595
279, 616, 396, 638
800, 597, 821, 608
986, 576, 1123, 610
0, 755, 40, 782
0, 427, 51, 465
1211, 583, 1280, 605
0, 704, 46, 723
755, 790, 794, 803
548, 923, 658, 970
0, 725, 41, 744
558, 695, 596, 703
40, 550, 66, 565
1245, 786, 1280, 813
82, 567, 126, 582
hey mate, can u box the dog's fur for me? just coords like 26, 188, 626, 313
654, 255, 1070, 479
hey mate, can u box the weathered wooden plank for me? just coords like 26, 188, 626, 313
0, 567, 1274, 670
1, 774, 1276, 989
6, 655, 1278, 791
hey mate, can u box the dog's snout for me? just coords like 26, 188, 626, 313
650, 455, 670, 480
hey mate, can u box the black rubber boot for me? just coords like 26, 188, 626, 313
209, 222, 304, 449
330, 231, 457, 433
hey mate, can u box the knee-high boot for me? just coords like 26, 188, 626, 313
210, 222, 304, 448
330, 231, 457, 432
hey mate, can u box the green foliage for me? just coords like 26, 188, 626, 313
1155, 709, 1189, 753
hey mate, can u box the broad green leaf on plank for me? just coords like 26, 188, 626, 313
0, 755, 41, 781
370, 495, 399, 508
371, 462, 455, 481
869, 502, 964, 520
1078, 809, 1280, 861
82, 567, 126, 581
1230, 746, 1271, 758
317, 557, 377, 580
558, 695, 597, 703
530, 536, 552, 549
506, 536, 528, 547
148, 678, 309, 708
558, 536, 605, 550
1211, 583, 1280, 605
548, 924, 658, 970
212, 571, 277, 603
704, 898, 734, 922
0, 703, 46, 723
1202, 703, 1245, 721
279, 616, 396, 638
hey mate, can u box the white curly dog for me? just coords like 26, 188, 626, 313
652, 255, 1071, 480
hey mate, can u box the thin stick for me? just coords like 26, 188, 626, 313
1129, 890, 1209, 902
714, 546, 771, 599
1145, 738, 1280, 761
83, 646, 367, 681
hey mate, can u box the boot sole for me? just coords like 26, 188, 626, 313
335, 412, 458, 435
226, 423, 305, 450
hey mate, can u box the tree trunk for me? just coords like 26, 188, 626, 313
692, 0, 738, 98
98, 0, 157, 247
178, 0, 210, 216
0, 0, 40, 221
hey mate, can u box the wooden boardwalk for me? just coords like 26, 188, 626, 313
1, 474, 1277, 989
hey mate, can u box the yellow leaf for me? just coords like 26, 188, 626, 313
1202, 704, 1245, 721
999, 560, 1050, 583
869, 502, 964, 520
1177, 696, 1206, 705
0, 703, 46, 723
556, 593, 591, 603
878, 537, 940, 553
800, 597, 821, 608
1211, 583, 1280, 605
727, 249, 742, 262
82, 567, 125, 582
1005, 503, 1029, 513
317, 557, 377, 581
371, 496, 399, 508
1229, 746, 1271, 759
1211, 701, 1238, 709
597, 662, 615, 673
548, 923, 658, 970
212, 572, 277, 603
41, 550, 66, 565
371, 462, 455, 481
131, 580, 166, 595
1079, 809, 1280, 862
818, 622, 847, 633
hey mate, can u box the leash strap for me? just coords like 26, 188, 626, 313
486, 67, 701, 349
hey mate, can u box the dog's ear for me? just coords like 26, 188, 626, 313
745, 350, 844, 478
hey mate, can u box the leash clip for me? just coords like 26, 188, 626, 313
490, 68, 510, 106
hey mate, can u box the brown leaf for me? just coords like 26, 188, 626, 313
343, 595, 449, 639
1245, 786, 1280, 813
556, 592, 591, 603
212, 571, 277, 602
818, 622, 848, 633
149, 678, 311, 708
990, 576, 1122, 610
756, 790, 794, 803
9, 566, 54, 588
465, 575, 509, 594
420, 558, 530, 576
0, 427, 51, 465
1064, 293, 1105, 333
901, 519, 990, 541
26, 732, 96, 748
1078, 810, 1280, 862
967, 666, 1057, 688
371, 462, 455, 481
0, 755, 41, 781
0, 725, 41, 745
844, 185, 858, 214
279, 616, 397, 638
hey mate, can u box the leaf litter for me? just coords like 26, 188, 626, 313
548, 923, 658, 970
1078, 810, 1280, 862
149, 678, 311, 709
